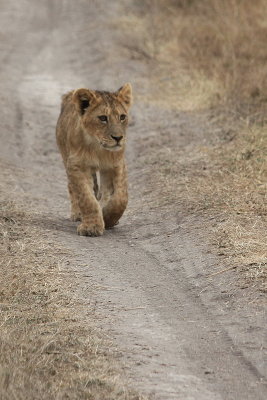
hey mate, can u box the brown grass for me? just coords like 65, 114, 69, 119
138, 120, 267, 291
0, 193, 146, 399
121, 0, 267, 112
120, 0, 267, 289
170, 0, 267, 103
140, 115, 266, 291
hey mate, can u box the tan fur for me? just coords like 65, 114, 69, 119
56, 83, 132, 236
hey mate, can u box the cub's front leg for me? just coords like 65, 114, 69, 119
101, 164, 128, 229
67, 166, 104, 236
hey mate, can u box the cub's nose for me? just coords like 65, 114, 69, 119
111, 135, 123, 143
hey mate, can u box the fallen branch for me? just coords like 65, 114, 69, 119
207, 265, 237, 278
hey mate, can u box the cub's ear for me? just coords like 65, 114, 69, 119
72, 88, 98, 115
116, 83, 132, 108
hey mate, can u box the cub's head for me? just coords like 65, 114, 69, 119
72, 83, 132, 151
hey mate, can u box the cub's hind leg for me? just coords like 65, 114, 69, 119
68, 182, 81, 221
92, 172, 99, 199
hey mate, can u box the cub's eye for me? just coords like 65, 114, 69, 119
98, 115, 108, 123
120, 114, 127, 121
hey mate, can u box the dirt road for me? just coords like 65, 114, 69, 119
0, 1, 266, 399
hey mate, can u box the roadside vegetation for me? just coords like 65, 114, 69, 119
122, 0, 267, 290
0, 167, 144, 400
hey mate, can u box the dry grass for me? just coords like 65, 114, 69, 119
120, 0, 267, 289
122, 0, 267, 110
207, 123, 267, 290
169, 0, 267, 104
0, 195, 146, 399
137, 116, 267, 291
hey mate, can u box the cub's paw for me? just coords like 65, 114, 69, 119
105, 219, 119, 229
77, 222, 104, 237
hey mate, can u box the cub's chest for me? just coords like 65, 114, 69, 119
73, 147, 123, 172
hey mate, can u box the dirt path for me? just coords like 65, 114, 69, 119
0, 1, 266, 399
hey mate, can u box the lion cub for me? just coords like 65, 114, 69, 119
56, 83, 132, 236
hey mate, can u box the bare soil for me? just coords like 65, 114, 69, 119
0, 1, 266, 399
